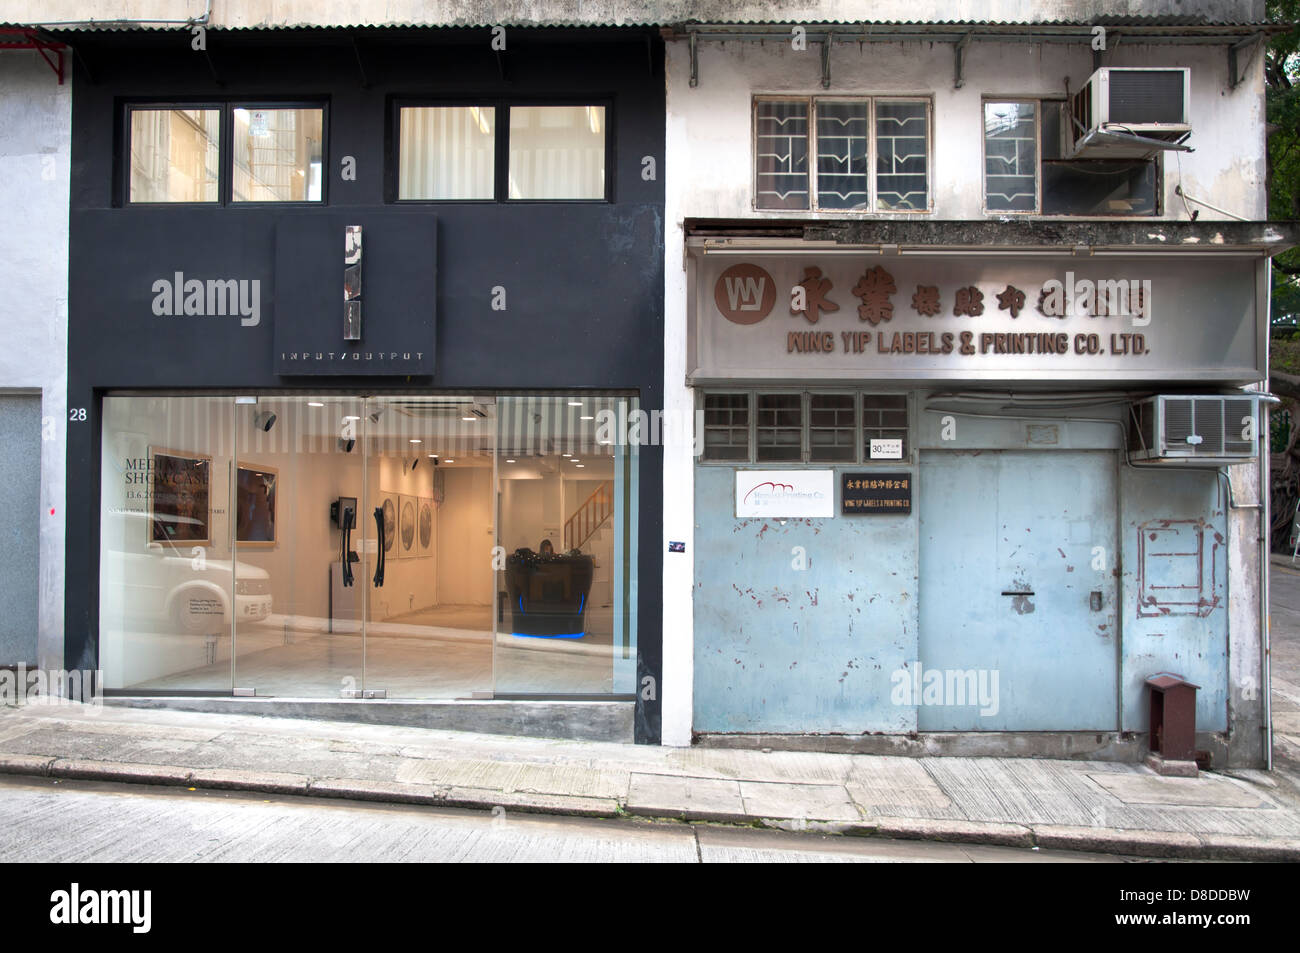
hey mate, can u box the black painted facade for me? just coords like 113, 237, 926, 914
63, 28, 665, 742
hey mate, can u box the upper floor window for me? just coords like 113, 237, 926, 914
701, 391, 910, 464
127, 103, 324, 205
754, 97, 930, 213
983, 99, 1157, 216
396, 103, 608, 202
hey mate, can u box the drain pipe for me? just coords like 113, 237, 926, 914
26, 0, 211, 29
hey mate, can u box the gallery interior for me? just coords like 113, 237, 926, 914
98, 393, 639, 699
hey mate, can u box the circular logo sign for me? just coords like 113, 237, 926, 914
714, 263, 776, 325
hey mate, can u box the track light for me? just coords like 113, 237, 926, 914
253, 411, 277, 432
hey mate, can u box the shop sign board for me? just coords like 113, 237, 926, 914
735, 470, 834, 518
693, 253, 1264, 383
842, 472, 911, 515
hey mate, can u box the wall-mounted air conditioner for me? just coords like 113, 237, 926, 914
1127, 395, 1261, 465
1068, 67, 1192, 159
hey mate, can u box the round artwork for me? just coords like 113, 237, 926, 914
400, 499, 416, 551
382, 499, 396, 553
418, 502, 433, 550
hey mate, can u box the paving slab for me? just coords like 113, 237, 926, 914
1032, 824, 1202, 858
1088, 772, 1272, 808
626, 773, 746, 821
846, 756, 955, 816
189, 767, 312, 796
49, 759, 192, 786
0, 752, 53, 776
874, 816, 1034, 848
394, 757, 625, 799
738, 780, 862, 822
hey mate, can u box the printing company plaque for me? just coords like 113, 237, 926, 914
736, 470, 834, 518
842, 472, 911, 515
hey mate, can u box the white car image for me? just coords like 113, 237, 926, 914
102, 511, 272, 636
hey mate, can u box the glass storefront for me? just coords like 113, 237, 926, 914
99, 393, 638, 698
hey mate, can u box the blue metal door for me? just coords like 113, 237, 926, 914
918, 451, 1118, 730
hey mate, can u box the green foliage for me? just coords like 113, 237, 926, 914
1269, 0, 1300, 328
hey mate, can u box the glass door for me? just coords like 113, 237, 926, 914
231, 396, 366, 697
493, 394, 638, 696
360, 396, 496, 698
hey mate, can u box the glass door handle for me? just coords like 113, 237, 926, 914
341, 511, 354, 587
372, 506, 386, 587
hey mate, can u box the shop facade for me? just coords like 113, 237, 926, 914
61, 26, 665, 742
659, 11, 1292, 766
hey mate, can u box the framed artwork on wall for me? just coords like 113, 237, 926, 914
398, 493, 417, 558
236, 463, 278, 547
149, 447, 212, 547
417, 497, 434, 556
378, 492, 397, 561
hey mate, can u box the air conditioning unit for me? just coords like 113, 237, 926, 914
1127, 395, 1261, 465
1068, 67, 1192, 159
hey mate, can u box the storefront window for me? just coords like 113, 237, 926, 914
231, 107, 324, 202
398, 106, 496, 200
128, 108, 221, 203
100, 393, 636, 698
507, 106, 607, 200
494, 394, 638, 694
756, 394, 802, 461
809, 393, 855, 462
702, 393, 749, 461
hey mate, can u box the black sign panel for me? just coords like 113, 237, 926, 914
842, 472, 911, 515
274, 212, 436, 376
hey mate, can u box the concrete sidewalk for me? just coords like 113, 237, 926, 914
2, 703, 1299, 861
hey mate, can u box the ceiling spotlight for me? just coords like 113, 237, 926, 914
338, 437, 355, 453
369, 410, 384, 423
252, 410, 277, 432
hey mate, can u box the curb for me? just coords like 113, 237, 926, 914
2, 754, 1298, 861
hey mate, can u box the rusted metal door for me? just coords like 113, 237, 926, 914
918, 450, 1118, 730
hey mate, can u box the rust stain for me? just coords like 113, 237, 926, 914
1057, 548, 1066, 558
806, 589, 819, 606
1010, 594, 1035, 615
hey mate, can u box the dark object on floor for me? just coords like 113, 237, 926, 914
505, 547, 594, 637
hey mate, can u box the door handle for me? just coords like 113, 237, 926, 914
341, 509, 354, 587
1000, 590, 1034, 596
372, 506, 386, 587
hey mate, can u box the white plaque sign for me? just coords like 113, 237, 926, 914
869, 438, 904, 459
735, 470, 835, 518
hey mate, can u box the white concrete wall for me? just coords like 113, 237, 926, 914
0, 50, 70, 676
660, 33, 1268, 747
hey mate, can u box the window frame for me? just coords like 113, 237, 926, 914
389, 97, 614, 205
980, 98, 1042, 216
699, 389, 913, 466
752, 94, 933, 214
981, 96, 1162, 217
122, 100, 329, 207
